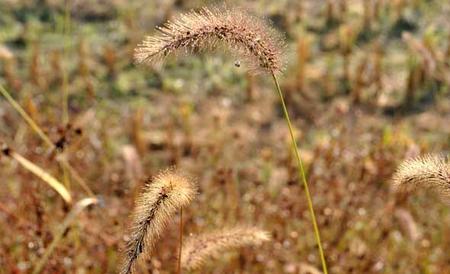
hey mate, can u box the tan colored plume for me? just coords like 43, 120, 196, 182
121, 170, 196, 274
392, 154, 450, 201
181, 226, 270, 271
134, 6, 285, 74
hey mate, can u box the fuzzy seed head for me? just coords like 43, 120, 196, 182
181, 226, 270, 271
134, 6, 285, 74
121, 170, 196, 274
392, 154, 450, 201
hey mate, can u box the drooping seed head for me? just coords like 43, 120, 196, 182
134, 6, 285, 74
181, 226, 270, 271
392, 154, 450, 201
121, 170, 196, 274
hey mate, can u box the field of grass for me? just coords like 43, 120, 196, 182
0, 0, 449, 273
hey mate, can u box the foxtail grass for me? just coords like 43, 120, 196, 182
134, 6, 328, 273
181, 226, 270, 271
134, 6, 284, 74
393, 154, 450, 201
121, 170, 196, 274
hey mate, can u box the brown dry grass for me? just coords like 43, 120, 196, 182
0, 1, 449, 273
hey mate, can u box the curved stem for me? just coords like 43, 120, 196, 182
271, 73, 328, 274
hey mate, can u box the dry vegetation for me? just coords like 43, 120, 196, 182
0, 0, 449, 273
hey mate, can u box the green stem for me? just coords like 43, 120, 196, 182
271, 73, 328, 274
0, 84, 54, 148
62, 0, 71, 125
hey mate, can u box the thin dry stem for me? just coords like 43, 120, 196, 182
181, 226, 270, 271
134, 6, 285, 74
32, 197, 98, 274
8, 150, 72, 204
177, 207, 183, 274
0, 84, 54, 148
62, 0, 71, 125
121, 170, 196, 274
272, 74, 328, 273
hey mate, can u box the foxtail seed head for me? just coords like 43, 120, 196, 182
134, 6, 285, 74
181, 226, 270, 271
392, 154, 450, 201
121, 170, 196, 274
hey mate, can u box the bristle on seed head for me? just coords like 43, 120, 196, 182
134, 6, 285, 74
392, 154, 450, 201
181, 226, 270, 271
121, 170, 196, 274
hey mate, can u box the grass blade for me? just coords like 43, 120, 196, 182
10, 151, 72, 203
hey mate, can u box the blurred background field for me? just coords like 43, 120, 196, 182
0, 0, 449, 273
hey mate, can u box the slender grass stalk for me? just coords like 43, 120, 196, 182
57, 155, 95, 196
8, 151, 72, 204
62, 0, 71, 125
0, 84, 54, 148
177, 208, 183, 274
0, 84, 68, 189
61, 158, 71, 190
60, 0, 72, 189
32, 197, 98, 274
0, 85, 92, 195
271, 73, 328, 274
